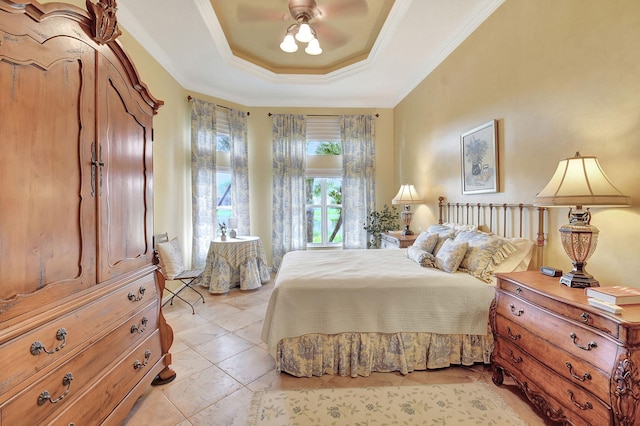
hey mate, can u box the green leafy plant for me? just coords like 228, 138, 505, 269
363, 204, 400, 248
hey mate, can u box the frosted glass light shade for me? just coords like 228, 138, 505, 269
280, 34, 298, 53
295, 22, 314, 43
305, 38, 322, 55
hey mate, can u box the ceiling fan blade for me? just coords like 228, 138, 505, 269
237, 3, 289, 22
318, 0, 368, 19
314, 23, 349, 50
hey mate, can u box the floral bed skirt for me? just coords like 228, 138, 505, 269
276, 329, 494, 377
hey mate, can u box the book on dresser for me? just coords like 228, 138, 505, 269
585, 285, 640, 305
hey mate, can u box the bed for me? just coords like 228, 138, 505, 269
261, 198, 547, 377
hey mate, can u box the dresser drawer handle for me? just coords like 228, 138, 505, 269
30, 328, 68, 356
133, 349, 152, 370
569, 332, 597, 351
506, 326, 521, 340
509, 304, 524, 317
128, 286, 147, 302
565, 362, 592, 382
37, 372, 73, 405
508, 349, 523, 363
567, 390, 593, 411
130, 317, 149, 334
580, 312, 590, 323
515, 287, 523, 295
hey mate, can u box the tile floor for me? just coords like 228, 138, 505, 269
124, 278, 554, 425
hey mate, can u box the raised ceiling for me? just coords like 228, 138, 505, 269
116, 0, 505, 108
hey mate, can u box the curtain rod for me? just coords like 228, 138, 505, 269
186, 96, 250, 116
267, 112, 380, 117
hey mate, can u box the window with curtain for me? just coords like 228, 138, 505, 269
306, 116, 342, 247
191, 100, 249, 268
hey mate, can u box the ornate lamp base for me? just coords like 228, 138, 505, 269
400, 208, 414, 236
559, 208, 600, 288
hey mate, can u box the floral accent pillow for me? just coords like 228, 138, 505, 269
412, 231, 439, 254
454, 230, 517, 282
435, 239, 469, 273
406, 245, 436, 267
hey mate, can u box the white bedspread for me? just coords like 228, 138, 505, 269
261, 249, 496, 357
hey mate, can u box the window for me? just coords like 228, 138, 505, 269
216, 108, 232, 222
306, 116, 342, 247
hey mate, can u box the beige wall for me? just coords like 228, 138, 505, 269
394, 0, 640, 285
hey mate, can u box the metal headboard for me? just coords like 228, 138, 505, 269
437, 196, 547, 269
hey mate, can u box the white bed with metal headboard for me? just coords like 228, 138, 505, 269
261, 196, 547, 377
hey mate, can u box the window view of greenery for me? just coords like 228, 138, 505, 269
306, 140, 342, 155
216, 171, 232, 225
306, 177, 342, 245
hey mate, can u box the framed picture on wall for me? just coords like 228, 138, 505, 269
460, 120, 499, 194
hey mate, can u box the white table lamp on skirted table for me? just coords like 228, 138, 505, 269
392, 184, 423, 236
535, 152, 630, 288
227, 217, 238, 238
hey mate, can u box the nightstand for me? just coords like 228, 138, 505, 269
491, 271, 640, 425
380, 231, 418, 249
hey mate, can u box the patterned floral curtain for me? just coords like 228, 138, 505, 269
341, 115, 376, 249
229, 109, 250, 236
271, 114, 307, 271
190, 99, 217, 268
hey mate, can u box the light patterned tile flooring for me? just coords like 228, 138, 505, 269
124, 279, 554, 425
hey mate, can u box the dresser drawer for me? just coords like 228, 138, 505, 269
0, 300, 159, 425
499, 276, 621, 340
496, 291, 618, 373
47, 330, 163, 426
494, 336, 612, 426
0, 274, 157, 399
494, 313, 612, 402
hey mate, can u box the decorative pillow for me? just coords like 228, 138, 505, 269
494, 238, 535, 273
442, 222, 478, 231
435, 239, 469, 273
406, 245, 436, 267
156, 237, 185, 279
426, 224, 457, 255
412, 231, 438, 254
454, 230, 517, 282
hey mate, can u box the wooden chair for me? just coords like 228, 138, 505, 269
153, 233, 205, 314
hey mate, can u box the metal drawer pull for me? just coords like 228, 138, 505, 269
508, 349, 523, 363
509, 304, 524, 316
128, 286, 146, 302
565, 362, 592, 382
569, 332, 597, 351
567, 390, 593, 410
515, 287, 523, 295
579, 312, 590, 323
31, 328, 68, 356
133, 349, 152, 370
506, 326, 521, 340
37, 372, 73, 405
130, 317, 149, 334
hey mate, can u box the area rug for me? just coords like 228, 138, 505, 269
247, 381, 526, 425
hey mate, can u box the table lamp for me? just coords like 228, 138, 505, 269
535, 152, 630, 288
392, 184, 423, 236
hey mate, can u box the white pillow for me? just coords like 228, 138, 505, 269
412, 231, 439, 254
494, 238, 535, 273
156, 237, 185, 279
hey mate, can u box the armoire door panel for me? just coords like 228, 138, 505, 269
0, 39, 96, 311
96, 58, 154, 282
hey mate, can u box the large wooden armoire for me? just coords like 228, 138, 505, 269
0, 0, 175, 424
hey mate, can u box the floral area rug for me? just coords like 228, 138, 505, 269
247, 381, 527, 425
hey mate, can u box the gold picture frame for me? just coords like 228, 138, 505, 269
461, 120, 499, 194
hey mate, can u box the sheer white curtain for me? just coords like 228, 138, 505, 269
190, 99, 217, 268
341, 115, 376, 249
229, 109, 250, 236
271, 114, 307, 271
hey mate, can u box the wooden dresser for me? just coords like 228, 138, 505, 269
0, 1, 175, 424
380, 231, 418, 249
491, 271, 640, 426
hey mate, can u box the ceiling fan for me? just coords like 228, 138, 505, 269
237, 0, 368, 52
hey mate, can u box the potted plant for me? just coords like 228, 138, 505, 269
363, 204, 399, 248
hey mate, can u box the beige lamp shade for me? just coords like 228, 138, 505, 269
535, 152, 630, 288
535, 152, 630, 208
392, 184, 423, 236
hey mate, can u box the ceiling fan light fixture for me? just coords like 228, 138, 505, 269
295, 21, 314, 43
305, 37, 322, 55
280, 33, 298, 53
